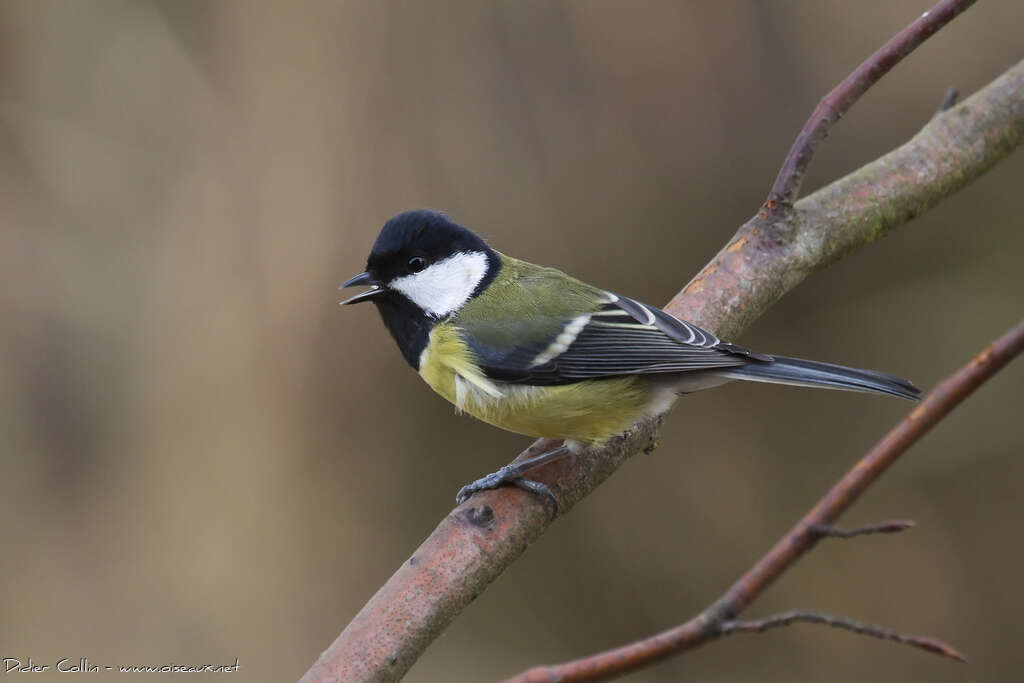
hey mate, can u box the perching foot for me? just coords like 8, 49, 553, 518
454, 444, 570, 514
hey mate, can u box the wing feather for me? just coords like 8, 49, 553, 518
458, 290, 764, 385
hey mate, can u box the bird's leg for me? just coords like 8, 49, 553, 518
455, 444, 570, 512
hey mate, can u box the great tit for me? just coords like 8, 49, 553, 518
341, 210, 919, 508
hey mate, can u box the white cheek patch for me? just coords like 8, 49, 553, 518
390, 251, 489, 317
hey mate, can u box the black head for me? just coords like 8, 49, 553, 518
365, 210, 494, 285
340, 210, 501, 368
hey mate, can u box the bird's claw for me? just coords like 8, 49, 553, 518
455, 465, 515, 505
455, 465, 559, 516
509, 478, 559, 515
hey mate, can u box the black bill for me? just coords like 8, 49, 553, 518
339, 271, 383, 305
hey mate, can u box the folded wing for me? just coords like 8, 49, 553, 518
459, 292, 761, 385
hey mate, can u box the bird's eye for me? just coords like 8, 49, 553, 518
408, 257, 426, 273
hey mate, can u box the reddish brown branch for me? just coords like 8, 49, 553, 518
509, 317, 1024, 682
808, 519, 916, 539
766, 0, 975, 215
720, 611, 967, 663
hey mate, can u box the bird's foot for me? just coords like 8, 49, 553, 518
455, 465, 558, 512
455, 444, 571, 514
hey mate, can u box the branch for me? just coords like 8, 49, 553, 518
668, 59, 1023, 342
301, 49, 1024, 683
510, 316, 1024, 682
808, 519, 916, 539
766, 0, 976, 214
719, 611, 967, 663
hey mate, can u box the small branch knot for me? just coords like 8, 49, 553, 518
463, 505, 496, 530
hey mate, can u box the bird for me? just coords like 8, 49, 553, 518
340, 209, 919, 510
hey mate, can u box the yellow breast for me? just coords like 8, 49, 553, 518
418, 324, 657, 445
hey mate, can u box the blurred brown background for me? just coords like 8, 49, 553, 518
1, 2, 1021, 682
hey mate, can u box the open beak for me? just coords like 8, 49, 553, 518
339, 271, 383, 305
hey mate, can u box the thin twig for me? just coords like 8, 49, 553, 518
719, 611, 967, 662
508, 317, 1024, 682
766, 0, 975, 216
808, 519, 915, 539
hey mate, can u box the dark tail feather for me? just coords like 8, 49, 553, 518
724, 355, 921, 400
